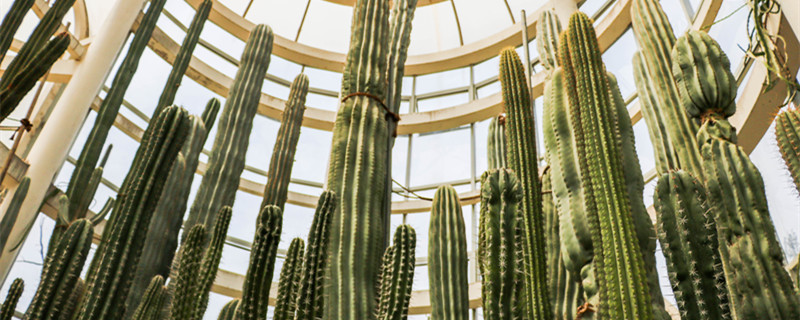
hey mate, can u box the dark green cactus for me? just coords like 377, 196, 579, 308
155, 0, 212, 114
192, 206, 232, 319
654, 170, 729, 320
428, 185, 469, 320
77, 106, 190, 320
479, 169, 520, 320
776, 109, 800, 193
131, 276, 167, 320
0, 177, 28, 259
702, 139, 800, 319
274, 238, 305, 320
185, 24, 274, 235
0, 278, 22, 320
217, 299, 239, 320
169, 225, 207, 320
295, 191, 336, 320
236, 205, 282, 320
487, 115, 507, 170
498, 48, 552, 320
25, 219, 92, 320
559, 12, 652, 319
0, 0, 34, 62
261, 73, 309, 211
60, 279, 85, 320
323, 0, 394, 317
0, 32, 69, 118
376, 225, 416, 320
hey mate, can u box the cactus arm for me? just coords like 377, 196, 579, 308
776, 109, 800, 193
428, 185, 469, 320
131, 276, 167, 320
0, 0, 34, 63
0, 278, 22, 320
0, 177, 29, 259
217, 299, 239, 320
236, 205, 282, 320
274, 238, 305, 320
376, 225, 416, 320
295, 191, 336, 320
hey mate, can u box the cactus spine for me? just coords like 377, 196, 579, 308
25, 219, 92, 320
217, 299, 240, 320
185, 24, 274, 234
487, 115, 507, 169
131, 276, 167, 320
479, 169, 521, 319
274, 238, 305, 320
0, 32, 69, 116
703, 139, 800, 319
262, 73, 309, 210
0, 0, 34, 62
0, 278, 22, 320
0, 177, 28, 259
295, 191, 336, 320
428, 185, 469, 320
236, 205, 282, 320
498, 47, 552, 320
776, 109, 800, 193
170, 225, 207, 320
323, 0, 393, 318
376, 225, 416, 320
78, 106, 190, 320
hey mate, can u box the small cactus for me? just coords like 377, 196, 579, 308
295, 191, 336, 320
236, 205, 282, 320
0, 177, 29, 260
131, 276, 167, 320
169, 225, 207, 320
376, 225, 416, 320
217, 299, 239, 320
776, 109, 800, 193
487, 115, 507, 170
0, 278, 22, 320
274, 238, 305, 320
428, 185, 469, 320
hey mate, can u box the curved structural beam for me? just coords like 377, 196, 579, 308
322, 0, 447, 7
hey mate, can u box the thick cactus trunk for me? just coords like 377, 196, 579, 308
429, 185, 469, 320
295, 191, 336, 320
185, 24, 274, 234
323, 0, 392, 318
262, 74, 309, 210
0, 0, 34, 62
0, 278, 22, 320
274, 238, 305, 320
376, 225, 416, 320
777, 109, 800, 193
236, 205, 282, 320
131, 276, 167, 320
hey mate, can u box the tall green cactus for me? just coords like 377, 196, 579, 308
376, 225, 416, 320
131, 276, 167, 320
428, 185, 469, 320
654, 170, 729, 320
25, 219, 92, 320
323, 0, 393, 318
77, 106, 190, 320
487, 115, 507, 169
0, 278, 22, 320
170, 225, 207, 320
217, 299, 239, 320
0, 0, 34, 62
703, 139, 800, 319
274, 238, 305, 320
559, 12, 652, 319
479, 169, 520, 319
185, 24, 274, 234
0, 32, 69, 117
192, 206, 232, 319
261, 73, 309, 210
236, 205, 282, 320
776, 109, 800, 193
0, 177, 29, 259
295, 191, 336, 320
498, 48, 552, 320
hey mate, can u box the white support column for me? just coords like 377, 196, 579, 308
549, 0, 579, 26
0, 0, 149, 282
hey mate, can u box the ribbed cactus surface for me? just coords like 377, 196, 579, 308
236, 205, 282, 320
487, 115, 507, 169
479, 169, 520, 320
0, 0, 34, 62
217, 299, 239, 320
131, 276, 167, 320
777, 109, 800, 192
295, 191, 336, 320
78, 106, 190, 320
429, 185, 469, 320
498, 47, 551, 320
0, 278, 22, 320
0, 32, 69, 117
274, 238, 305, 320
185, 24, 274, 234
703, 139, 800, 319
193, 206, 232, 319
169, 225, 206, 320
537, 9, 562, 74
671, 30, 737, 118
262, 73, 309, 210
0, 177, 29, 259
25, 219, 92, 320
376, 225, 416, 320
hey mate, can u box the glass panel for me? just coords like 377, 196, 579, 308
410, 128, 471, 187
416, 68, 470, 96
416, 92, 469, 112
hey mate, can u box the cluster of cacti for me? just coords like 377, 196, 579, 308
428, 185, 469, 320
261, 73, 309, 210
0, 278, 22, 320
0, 177, 28, 260
184, 23, 274, 235
273, 238, 304, 320
295, 191, 336, 320
376, 224, 416, 320
236, 205, 282, 320
776, 109, 800, 193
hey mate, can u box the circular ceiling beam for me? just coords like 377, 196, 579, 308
321, 0, 448, 7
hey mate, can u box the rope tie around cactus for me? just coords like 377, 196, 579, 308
341, 92, 402, 135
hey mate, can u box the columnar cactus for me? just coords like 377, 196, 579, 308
0, 177, 29, 258
25, 219, 92, 320
131, 276, 167, 320
0, 32, 69, 117
498, 48, 551, 320
776, 109, 800, 192
703, 139, 800, 319
0, 278, 22, 320
559, 12, 652, 319
236, 205, 282, 320
487, 115, 507, 169
376, 225, 416, 320
536, 9, 562, 74
261, 73, 309, 210
323, 0, 393, 317
654, 170, 729, 320
274, 238, 305, 320
78, 106, 190, 320
193, 206, 233, 319
0, 0, 34, 62
185, 24, 274, 234
218, 299, 239, 320
295, 191, 336, 320
428, 185, 469, 320
169, 225, 207, 320
479, 169, 521, 320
